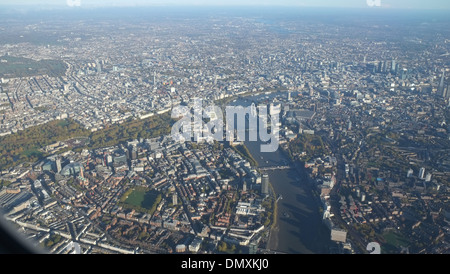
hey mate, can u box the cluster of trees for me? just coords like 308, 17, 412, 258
261, 196, 275, 227
0, 119, 90, 170
0, 113, 175, 170
0, 55, 67, 78
42, 233, 62, 250
218, 168, 234, 179
88, 113, 174, 150
231, 144, 258, 167
0, 180, 12, 190
288, 134, 326, 161
189, 140, 224, 152
217, 241, 238, 253
352, 223, 377, 242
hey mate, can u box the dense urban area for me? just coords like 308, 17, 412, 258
0, 7, 449, 254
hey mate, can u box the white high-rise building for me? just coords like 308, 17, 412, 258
407, 168, 413, 178
56, 157, 62, 173
261, 174, 269, 195
419, 167, 426, 180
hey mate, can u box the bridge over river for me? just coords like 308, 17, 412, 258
258, 165, 293, 171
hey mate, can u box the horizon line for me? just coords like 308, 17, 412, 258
1, 4, 450, 11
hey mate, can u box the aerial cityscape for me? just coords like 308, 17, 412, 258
0, 1, 449, 255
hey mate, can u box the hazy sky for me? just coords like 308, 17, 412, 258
1, 0, 449, 10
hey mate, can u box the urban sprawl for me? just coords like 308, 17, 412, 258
0, 9, 449, 254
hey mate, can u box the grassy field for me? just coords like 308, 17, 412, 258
381, 231, 411, 254
0, 55, 67, 78
124, 188, 155, 208
121, 187, 162, 214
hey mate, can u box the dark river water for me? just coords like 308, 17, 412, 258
230, 93, 331, 253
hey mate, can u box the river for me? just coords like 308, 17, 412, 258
229, 93, 331, 254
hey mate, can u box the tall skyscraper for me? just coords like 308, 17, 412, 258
401, 68, 408, 80
56, 157, 62, 173
438, 70, 448, 98
439, 70, 445, 92
391, 59, 396, 74
96, 60, 101, 74
261, 174, 269, 195
419, 167, 426, 180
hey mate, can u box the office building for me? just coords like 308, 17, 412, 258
391, 59, 396, 74
438, 70, 445, 97
331, 228, 347, 243
56, 157, 62, 173
172, 193, 178, 205
406, 168, 413, 178
419, 167, 426, 180
96, 60, 101, 74
261, 174, 269, 195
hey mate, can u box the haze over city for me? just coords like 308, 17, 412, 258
0, 0, 449, 258
0, 0, 449, 9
